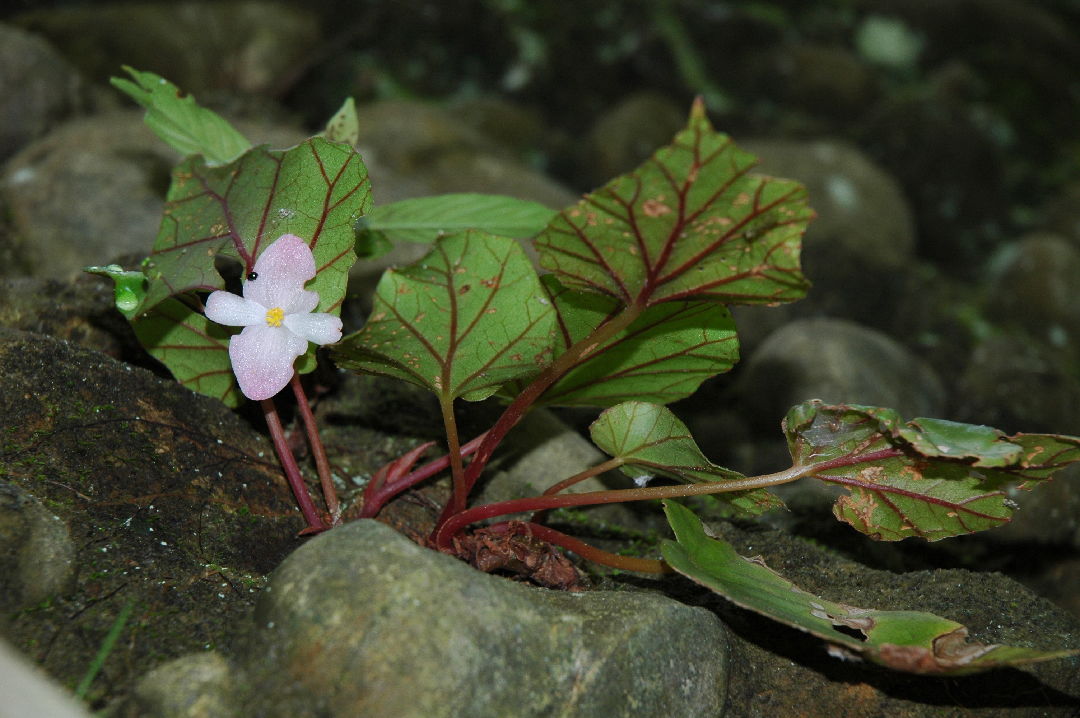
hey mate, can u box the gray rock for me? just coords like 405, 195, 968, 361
858, 62, 1009, 269
1, 111, 181, 279
349, 99, 578, 310
132, 652, 240, 718
0, 275, 132, 358
755, 43, 879, 121
0, 481, 75, 612
955, 334, 1080, 436
733, 138, 917, 345
356, 98, 576, 208
450, 95, 550, 161
243, 519, 730, 718
736, 317, 945, 434
582, 91, 686, 188
984, 232, 1080, 347
0, 110, 305, 279
994, 464, 1080, 549
15, 2, 319, 96
0, 327, 300, 701
0, 23, 85, 163
743, 138, 915, 273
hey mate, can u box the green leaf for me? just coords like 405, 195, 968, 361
523, 275, 739, 407
138, 136, 368, 317
321, 97, 360, 147
355, 193, 557, 246
590, 402, 783, 518
662, 501, 1079, 674
332, 230, 556, 402
128, 136, 368, 402
897, 417, 1023, 467
783, 401, 1080, 541
1008, 433, 1080, 483
111, 66, 251, 166
131, 297, 242, 407
84, 264, 147, 319
535, 98, 811, 307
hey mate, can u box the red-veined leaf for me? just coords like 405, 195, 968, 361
332, 230, 556, 402
535, 99, 812, 308
131, 297, 242, 407
138, 136, 368, 317
783, 401, 1080, 541
523, 275, 739, 407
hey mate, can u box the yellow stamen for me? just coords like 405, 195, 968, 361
265, 307, 285, 327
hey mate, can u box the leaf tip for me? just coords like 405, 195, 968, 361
689, 96, 711, 127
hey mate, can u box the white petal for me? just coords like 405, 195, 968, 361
246, 235, 317, 309
282, 288, 320, 315
204, 291, 265, 327
229, 324, 308, 400
283, 312, 343, 345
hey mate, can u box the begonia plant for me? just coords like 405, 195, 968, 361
90, 67, 1080, 676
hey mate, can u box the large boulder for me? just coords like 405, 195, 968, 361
130, 520, 732, 718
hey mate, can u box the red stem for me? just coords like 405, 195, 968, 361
488, 522, 671, 574
358, 433, 489, 519
432, 302, 646, 533
434, 463, 812, 550
261, 397, 325, 532
542, 458, 624, 496
290, 373, 340, 524
531, 457, 624, 524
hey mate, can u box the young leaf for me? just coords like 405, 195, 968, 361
784, 401, 1080, 541
111, 66, 252, 166
131, 297, 242, 407
138, 136, 369, 317
523, 275, 739, 407
332, 230, 556, 402
84, 264, 147, 319
355, 193, 557, 246
590, 401, 783, 518
535, 98, 812, 308
661, 500, 1078, 675
321, 97, 360, 147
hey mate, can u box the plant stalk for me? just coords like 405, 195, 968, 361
531, 457, 625, 523
439, 395, 468, 517
262, 397, 325, 532
358, 432, 489, 519
435, 462, 812, 550
432, 301, 646, 532
290, 373, 340, 524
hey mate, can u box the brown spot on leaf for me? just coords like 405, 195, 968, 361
877, 628, 998, 674
643, 199, 672, 217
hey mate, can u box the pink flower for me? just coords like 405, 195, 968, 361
205, 234, 342, 400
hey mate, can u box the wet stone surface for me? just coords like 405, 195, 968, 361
0, 327, 303, 706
